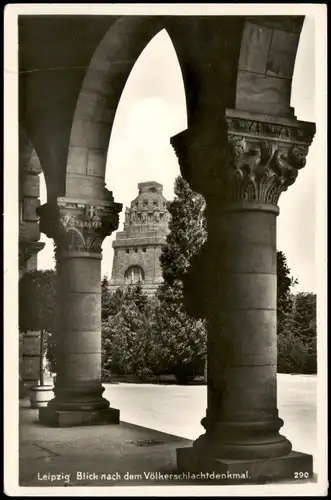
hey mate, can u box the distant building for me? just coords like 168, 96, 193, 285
109, 181, 170, 296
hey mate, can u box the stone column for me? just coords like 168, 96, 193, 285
37, 194, 122, 427
172, 109, 315, 482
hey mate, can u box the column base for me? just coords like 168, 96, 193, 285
39, 407, 120, 427
177, 446, 313, 484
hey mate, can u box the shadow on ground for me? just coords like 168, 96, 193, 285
19, 391, 317, 488
20, 398, 195, 487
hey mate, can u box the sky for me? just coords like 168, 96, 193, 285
38, 16, 318, 293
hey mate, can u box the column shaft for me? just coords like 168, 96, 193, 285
197, 204, 290, 460
49, 253, 108, 412
173, 108, 315, 481
38, 196, 122, 426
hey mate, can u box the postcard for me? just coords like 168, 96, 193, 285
4, 3, 327, 497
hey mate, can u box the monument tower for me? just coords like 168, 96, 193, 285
109, 181, 170, 295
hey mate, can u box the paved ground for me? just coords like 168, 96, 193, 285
18, 374, 317, 489
103, 374, 317, 458
19, 400, 193, 487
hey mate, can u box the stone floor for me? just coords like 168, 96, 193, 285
18, 374, 320, 492
102, 374, 317, 457
19, 398, 193, 487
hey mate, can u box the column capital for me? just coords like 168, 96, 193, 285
37, 193, 122, 255
19, 241, 45, 270
171, 109, 315, 206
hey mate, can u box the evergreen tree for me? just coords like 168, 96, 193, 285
277, 326, 309, 374
101, 276, 111, 321
154, 176, 207, 383
276, 250, 298, 333
292, 292, 317, 341
101, 276, 126, 320
160, 175, 207, 284
152, 283, 207, 382
19, 269, 57, 381
292, 292, 317, 373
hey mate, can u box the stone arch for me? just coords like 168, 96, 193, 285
19, 125, 49, 209
124, 264, 145, 284
66, 17, 189, 203
19, 126, 46, 273
234, 16, 305, 117
19, 126, 43, 196
18, 15, 309, 208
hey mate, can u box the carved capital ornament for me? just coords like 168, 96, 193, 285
171, 108, 315, 206
38, 196, 122, 255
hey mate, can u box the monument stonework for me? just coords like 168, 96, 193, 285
110, 181, 170, 296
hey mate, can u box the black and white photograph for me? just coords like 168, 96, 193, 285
4, 3, 327, 496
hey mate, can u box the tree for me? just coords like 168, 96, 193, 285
101, 284, 155, 380
101, 276, 112, 321
19, 270, 57, 385
277, 325, 309, 374
277, 292, 317, 374
292, 292, 317, 341
152, 282, 207, 383
276, 251, 298, 334
292, 292, 317, 373
154, 176, 207, 383
160, 175, 207, 285
100, 175, 308, 380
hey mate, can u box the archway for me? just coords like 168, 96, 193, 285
101, 28, 187, 280
31, 14, 316, 482
38, 18, 189, 429
125, 265, 145, 285
65, 17, 182, 203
